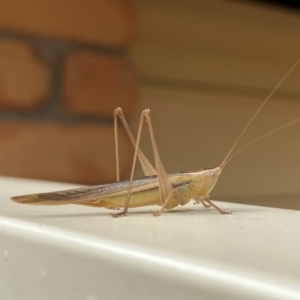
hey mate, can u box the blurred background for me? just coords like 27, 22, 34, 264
0, 0, 299, 209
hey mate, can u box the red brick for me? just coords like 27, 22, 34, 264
0, 122, 133, 184
0, 0, 136, 47
63, 52, 137, 116
0, 40, 49, 109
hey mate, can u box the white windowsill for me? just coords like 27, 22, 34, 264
1, 176, 300, 299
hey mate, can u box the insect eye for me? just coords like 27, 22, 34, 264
210, 171, 217, 178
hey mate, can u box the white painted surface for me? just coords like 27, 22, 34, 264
1, 176, 300, 299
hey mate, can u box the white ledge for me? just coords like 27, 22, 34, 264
1, 176, 300, 299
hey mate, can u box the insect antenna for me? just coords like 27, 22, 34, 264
220, 58, 300, 169
222, 116, 300, 168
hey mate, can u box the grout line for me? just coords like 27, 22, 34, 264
0, 30, 126, 55
0, 32, 128, 125
140, 76, 300, 101
0, 111, 113, 124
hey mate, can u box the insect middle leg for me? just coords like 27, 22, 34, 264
194, 199, 211, 207
152, 190, 184, 216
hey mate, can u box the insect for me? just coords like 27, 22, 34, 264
11, 59, 300, 217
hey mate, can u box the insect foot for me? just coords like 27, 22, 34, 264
220, 210, 235, 214
111, 211, 127, 218
152, 211, 162, 217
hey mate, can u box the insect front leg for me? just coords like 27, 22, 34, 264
193, 196, 233, 214
204, 197, 234, 214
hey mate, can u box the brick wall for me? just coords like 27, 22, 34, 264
0, 0, 137, 184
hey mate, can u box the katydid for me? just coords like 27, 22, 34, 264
11, 59, 300, 217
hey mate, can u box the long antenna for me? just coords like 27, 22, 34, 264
220, 58, 300, 168
222, 116, 300, 168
